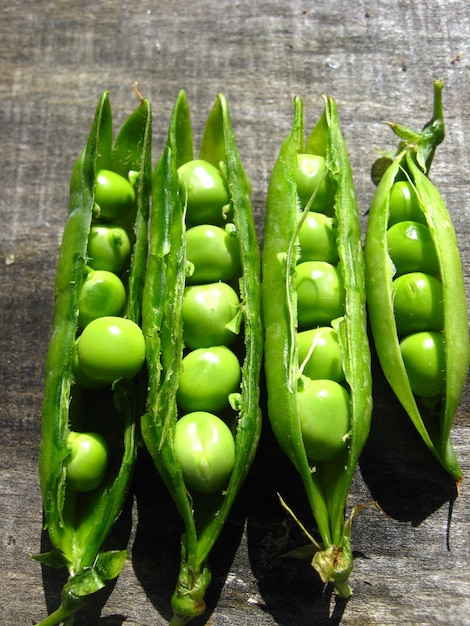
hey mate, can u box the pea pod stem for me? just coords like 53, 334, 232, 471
142, 91, 262, 622
381, 79, 445, 176
262, 95, 372, 596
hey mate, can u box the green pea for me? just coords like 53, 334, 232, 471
176, 346, 241, 413
72, 344, 107, 389
87, 223, 132, 274
298, 327, 344, 383
298, 378, 351, 462
392, 272, 444, 335
77, 316, 145, 383
388, 180, 425, 226
66, 431, 109, 492
295, 154, 336, 213
78, 268, 127, 328
185, 223, 241, 285
94, 169, 135, 221
400, 331, 445, 398
387, 220, 439, 277
173, 412, 236, 495
177, 159, 230, 226
298, 211, 339, 264
295, 260, 345, 328
181, 282, 241, 349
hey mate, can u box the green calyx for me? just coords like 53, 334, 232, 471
170, 552, 212, 624
381, 79, 445, 176
312, 541, 353, 597
32, 550, 128, 626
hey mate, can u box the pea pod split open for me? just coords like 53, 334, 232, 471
262, 96, 372, 597
364, 80, 469, 483
141, 91, 262, 624
34, 90, 152, 625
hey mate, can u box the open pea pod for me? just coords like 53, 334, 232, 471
262, 95, 372, 597
364, 80, 469, 482
34, 89, 152, 625
141, 91, 262, 624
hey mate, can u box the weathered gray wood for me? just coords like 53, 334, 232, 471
1, 1, 469, 624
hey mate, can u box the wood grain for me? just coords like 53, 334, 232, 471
1, 1, 469, 624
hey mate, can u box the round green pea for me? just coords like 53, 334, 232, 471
177, 159, 230, 226
400, 331, 445, 398
181, 282, 240, 349
177, 346, 241, 413
295, 154, 336, 214
77, 316, 145, 383
388, 180, 425, 226
297, 211, 339, 264
66, 431, 109, 492
78, 269, 127, 328
94, 169, 135, 221
185, 223, 241, 285
87, 223, 132, 274
392, 272, 444, 335
387, 221, 439, 277
297, 378, 351, 462
297, 327, 344, 383
72, 344, 107, 389
295, 261, 345, 328
173, 411, 236, 495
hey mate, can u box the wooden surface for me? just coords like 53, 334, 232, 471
1, 1, 469, 624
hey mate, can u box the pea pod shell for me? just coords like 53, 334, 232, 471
364, 150, 468, 481
37, 91, 151, 583
262, 95, 372, 592
142, 91, 262, 620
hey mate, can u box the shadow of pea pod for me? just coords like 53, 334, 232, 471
245, 414, 349, 626
129, 448, 180, 623
359, 347, 458, 528
39, 493, 133, 626
131, 446, 247, 625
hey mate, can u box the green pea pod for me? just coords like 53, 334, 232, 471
141, 91, 262, 624
364, 80, 469, 482
262, 95, 372, 597
34, 89, 152, 625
